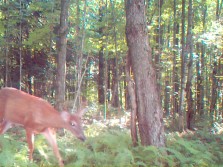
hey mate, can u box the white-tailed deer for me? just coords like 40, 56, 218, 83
0, 87, 86, 167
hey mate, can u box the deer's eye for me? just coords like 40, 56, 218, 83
71, 122, 76, 127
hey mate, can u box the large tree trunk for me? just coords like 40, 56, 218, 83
125, 0, 165, 147
56, 0, 70, 111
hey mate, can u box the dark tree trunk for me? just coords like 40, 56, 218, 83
98, 48, 105, 104
125, 0, 165, 147
56, 0, 70, 111
111, 58, 120, 108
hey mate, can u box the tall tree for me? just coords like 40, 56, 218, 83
98, 2, 105, 105
172, 0, 180, 120
185, 0, 194, 129
19, 0, 23, 90
56, 0, 70, 111
178, 0, 186, 132
154, 0, 163, 92
73, 0, 87, 109
3, 0, 9, 87
210, 61, 218, 121
196, 0, 207, 116
125, 0, 165, 147
110, 0, 120, 108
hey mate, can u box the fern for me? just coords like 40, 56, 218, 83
166, 132, 219, 166
113, 148, 134, 167
2, 122, 223, 167
0, 135, 39, 167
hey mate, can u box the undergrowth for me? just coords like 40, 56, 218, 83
0, 122, 223, 166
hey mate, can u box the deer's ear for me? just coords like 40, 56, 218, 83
61, 111, 70, 122
75, 99, 88, 117
75, 108, 88, 118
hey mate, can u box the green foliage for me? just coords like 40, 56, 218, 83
62, 129, 134, 167
23, 24, 52, 47
0, 134, 38, 167
1, 125, 223, 167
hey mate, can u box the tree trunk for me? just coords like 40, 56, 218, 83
111, 58, 120, 108
98, 4, 105, 105
74, 0, 81, 106
125, 54, 138, 146
196, 44, 204, 116
210, 61, 218, 122
178, 0, 186, 132
216, 0, 223, 20
155, 0, 163, 93
98, 48, 105, 104
56, 0, 70, 111
197, 1, 206, 116
164, 79, 170, 116
19, 0, 23, 90
185, 0, 194, 130
110, 0, 120, 108
125, 0, 165, 147
73, 0, 87, 109
172, 0, 180, 120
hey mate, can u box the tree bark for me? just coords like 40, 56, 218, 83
125, 0, 165, 147
164, 79, 170, 116
155, 0, 163, 93
178, 0, 186, 132
210, 61, 218, 122
98, 4, 105, 105
110, 0, 120, 108
172, 0, 180, 120
196, 44, 205, 116
185, 0, 194, 130
111, 58, 120, 108
19, 0, 23, 90
56, 0, 70, 111
98, 48, 105, 104
73, 0, 87, 109
196, 1, 206, 116
125, 54, 138, 146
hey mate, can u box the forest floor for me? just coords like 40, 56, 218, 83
1, 107, 223, 167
